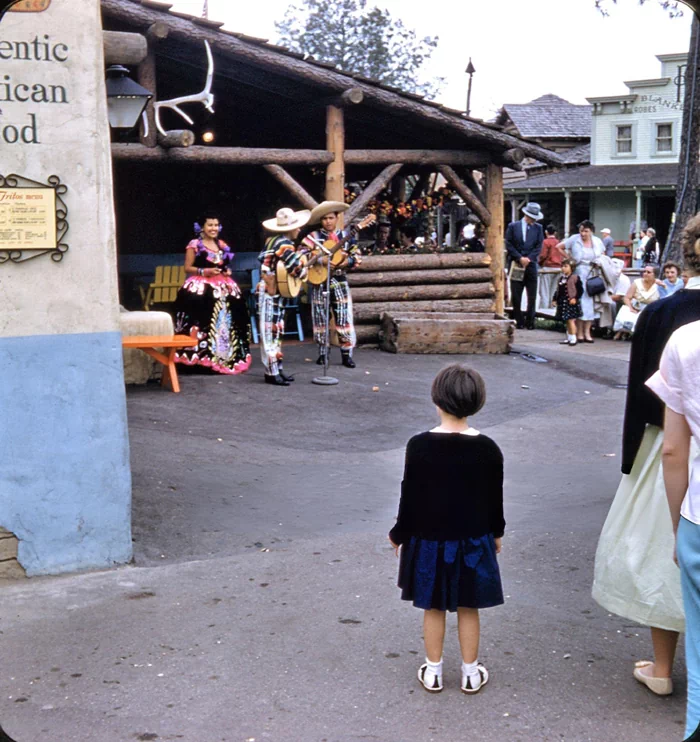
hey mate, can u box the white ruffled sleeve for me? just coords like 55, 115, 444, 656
646, 336, 685, 415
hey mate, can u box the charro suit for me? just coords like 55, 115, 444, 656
505, 219, 544, 329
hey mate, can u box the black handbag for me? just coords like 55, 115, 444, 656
586, 266, 606, 297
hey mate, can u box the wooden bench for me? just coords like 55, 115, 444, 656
121, 335, 196, 393
140, 265, 186, 310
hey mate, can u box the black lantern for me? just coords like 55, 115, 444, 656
105, 65, 153, 130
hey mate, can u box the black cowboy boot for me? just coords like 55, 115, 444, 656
278, 366, 295, 383
341, 350, 356, 369
684, 722, 700, 741
316, 349, 329, 366
264, 374, 289, 386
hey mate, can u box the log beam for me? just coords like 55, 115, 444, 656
349, 267, 492, 287
158, 130, 196, 148
263, 164, 319, 210
353, 298, 495, 323
338, 88, 364, 106
345, 164, 403, 224
111, 145, 335, 165
461, 170, 485, 205
343, 150, 513, 167
355, 252, 490, 272
484, 163, 505, 316
109, 145, 524, 168
103, 31, 148, 65
437, 165, 491, 226
350, 282, 494, 303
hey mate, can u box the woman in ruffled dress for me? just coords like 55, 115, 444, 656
173, 214, 252, 375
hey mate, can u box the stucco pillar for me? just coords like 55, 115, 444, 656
0, 0, 132, 575
564, 191, 572, 238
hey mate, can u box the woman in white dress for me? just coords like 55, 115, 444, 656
593, 213, 700, 699
613, 264, 661, 339
558, 220, 605, 343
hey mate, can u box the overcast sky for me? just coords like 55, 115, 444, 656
170, 0, 692, 119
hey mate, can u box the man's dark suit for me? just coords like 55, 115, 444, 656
505, 219, 544, 329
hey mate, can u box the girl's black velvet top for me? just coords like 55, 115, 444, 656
389, 432, 505, 545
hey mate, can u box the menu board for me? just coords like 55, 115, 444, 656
0, 188, 57, 250
8, 0, 52, 11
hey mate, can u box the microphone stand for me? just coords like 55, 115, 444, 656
312, 243, 339, 386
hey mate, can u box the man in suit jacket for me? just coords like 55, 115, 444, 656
505, 202, 545, 329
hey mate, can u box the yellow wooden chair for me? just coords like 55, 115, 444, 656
140, 265, 186, 311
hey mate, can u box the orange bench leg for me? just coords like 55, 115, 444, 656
160, 348, 181, 393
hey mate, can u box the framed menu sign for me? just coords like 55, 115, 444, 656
0, 174, 69, 263
7, 0, 52, 11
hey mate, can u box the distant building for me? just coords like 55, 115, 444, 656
494, 94, 592, 183
505, 54, 687, 245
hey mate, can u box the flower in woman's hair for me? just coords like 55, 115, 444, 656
194, 221, 203, 236
218, 224, 223, 233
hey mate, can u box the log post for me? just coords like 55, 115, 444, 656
263, 164, 319, 210
437, 164, 491, 226
157, 130, 196, 148
103, 31, 148, 65
484, 163, 505, 316
137, 23, 169, 148
344, 164, 402, 224
325, 104, 345, 213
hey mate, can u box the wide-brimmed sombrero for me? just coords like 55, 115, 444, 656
262, 207, 311, 233
308, 200, 350, 226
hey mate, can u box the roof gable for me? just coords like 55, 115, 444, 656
500, 94, 592, 139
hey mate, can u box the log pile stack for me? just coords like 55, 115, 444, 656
379, 312, 514, 355
349, 253, 502, 348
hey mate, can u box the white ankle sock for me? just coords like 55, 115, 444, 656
568, 334, 577, 344
426, 657, 443, 674
462, 659, 480, 683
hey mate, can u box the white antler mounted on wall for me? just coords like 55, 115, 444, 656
151, 40, 215, 137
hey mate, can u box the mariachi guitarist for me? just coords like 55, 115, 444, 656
258, 207, 311, 386
302, 200, 362, 369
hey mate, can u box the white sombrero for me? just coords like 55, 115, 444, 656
262, 207, 311, 233
308, 200, 350, 226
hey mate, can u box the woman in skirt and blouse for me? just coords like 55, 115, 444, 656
389, 364, 505, 695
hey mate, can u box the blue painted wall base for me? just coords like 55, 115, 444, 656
0, 331, 132, 575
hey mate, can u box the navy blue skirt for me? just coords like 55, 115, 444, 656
398, 535, 504, 612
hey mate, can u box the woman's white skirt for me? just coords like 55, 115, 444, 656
592, 425, 686, 632
613, 304, 642, 334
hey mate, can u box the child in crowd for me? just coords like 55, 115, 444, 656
552, 258, 583, 346
389, 365, 505, 695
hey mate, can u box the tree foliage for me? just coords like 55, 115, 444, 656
275, 0, 443, 99
594, 0, 696, 16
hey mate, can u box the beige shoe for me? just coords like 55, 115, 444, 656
633, 660, 673, 696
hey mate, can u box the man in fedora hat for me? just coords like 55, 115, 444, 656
258, 207, 311, 386
505, 202, 545, 330
302, 200, 361, 368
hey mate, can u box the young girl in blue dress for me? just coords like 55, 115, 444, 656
389, 364, 505, 694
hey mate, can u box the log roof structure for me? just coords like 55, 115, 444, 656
101, 0, 565, 315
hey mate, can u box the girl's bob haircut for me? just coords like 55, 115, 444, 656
431, 364, 486, 419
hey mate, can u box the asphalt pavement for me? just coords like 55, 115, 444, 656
0, 331, 686, 741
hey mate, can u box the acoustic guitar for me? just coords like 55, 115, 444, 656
275, 254, 308, 299
305, 214, 376, 286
